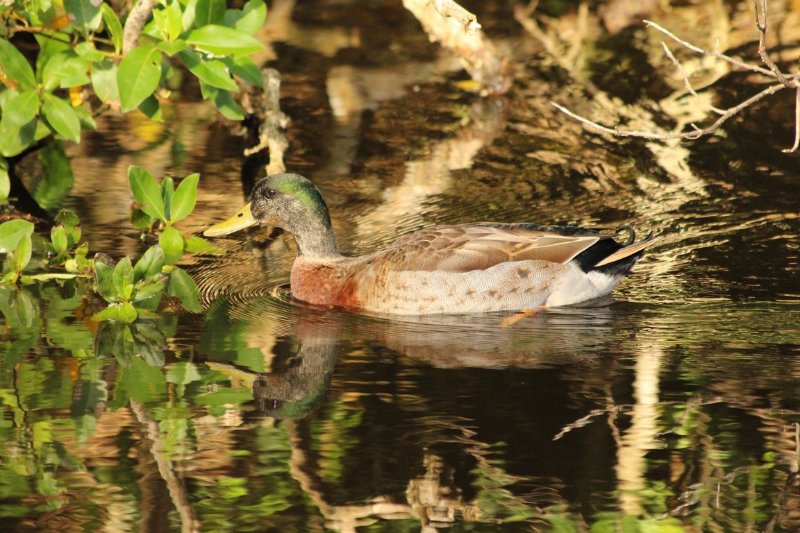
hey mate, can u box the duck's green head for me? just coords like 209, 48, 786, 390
204, 174, 338, 257
205, 174, 331, 236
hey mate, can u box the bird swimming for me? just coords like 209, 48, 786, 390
204, 173, 656, 315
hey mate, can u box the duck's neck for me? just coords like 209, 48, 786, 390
291, 218, 341, 260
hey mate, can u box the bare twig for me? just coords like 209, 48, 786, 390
403, 0, 510, 94
431, 0, 480, 32
244, 68, 289, 174
552, 81, 786, 141
553, 6, 800, 148
643, 19, 775, 78
753, 0, 790, 87
784, 87, 800, 153
122, 0, 156, 54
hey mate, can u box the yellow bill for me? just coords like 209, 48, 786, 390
204, 202, 257, 237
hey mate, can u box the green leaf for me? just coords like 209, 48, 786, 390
133, 245, 165, 281
225, 56, 262, 87
128, 166, 166, 221
101, 4, 123, 54
51, 226, 68, 253
94, 260, 117, 301
75, 41, 105, 62
186, 25, 263, 56
196, 387, 252, 405
200, 83, 245, 120
35, 142, 74, 209
74, 105, 97, 130
90, 60, 120, 104
41, 94, 81, 142
195, 0, 226, 27
161, 176, 175, 220
169, 173, 198, 222
157, 39, 188, 57
133, 278, 165, 303
178, 49, 238, 91
184, 235, 225, 254
41, 51, 91, 90
165, 1, 184, 40
13, 233, 32, 272
168, 267, 201, 312
2, 91, 40, 129
0, 220, 34, 253
138, 95, 163, 122
223, 0, 266, 35
159, 226, 184, 264
93, 302, 138, 323
0, 38, 36, 91
65, 0, 103, 34
117, 46, 163, 112
112, 256, 134, 300
0, 157, 8, 202
0, 118, 36, 157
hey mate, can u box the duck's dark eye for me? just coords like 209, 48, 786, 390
266, 188, 277, 199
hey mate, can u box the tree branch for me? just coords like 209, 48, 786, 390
122, 0, 156, 54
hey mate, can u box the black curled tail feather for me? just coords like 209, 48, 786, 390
615, 225, 635, 246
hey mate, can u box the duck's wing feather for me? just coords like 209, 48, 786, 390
377, 223, 605, 273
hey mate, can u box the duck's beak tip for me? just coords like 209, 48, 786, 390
203, 202, 256, 237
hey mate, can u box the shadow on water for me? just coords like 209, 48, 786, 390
2, 0, 800, 531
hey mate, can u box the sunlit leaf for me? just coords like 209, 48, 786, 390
196, 387, 252, 405
94, 259, 117, 302
13, 233, 32, 272
178, 49, 238, 91
157, 39, 188, 56
0, 219, 34, 254
159, 226, 184, 264
133, 278, 165, 303
168, 267, 201, 312
170, 173, 199, 222
100, 3, 123, 53
0, 38, 36, 91
195, 0, 226, 26
90, 60, 120, 104
0, 118, 36, 157
161, 176, 175, 220
117, 46, 163, 112
133, 245, 165, 281
41, 50, 91, 90
186, 25, 263, 56
200, 83, 245, 120
184, 235, 224, 254
223, 0, 266, 35
128, 166, 166, 220
225, 56, 262, 87
41, 93, 81, 142
64, 0, 102, 34
51, 226, 68, 253
93, 302, 138, 323
74, 41, 105, 62
0, 157, 8, 201
2, 91, 40, 129
167, 361, 202, 385
112, 256, 134, 300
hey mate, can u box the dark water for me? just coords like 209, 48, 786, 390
2, 1, 800, 531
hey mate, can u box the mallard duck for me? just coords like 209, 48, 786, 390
204, 174, 656, 315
